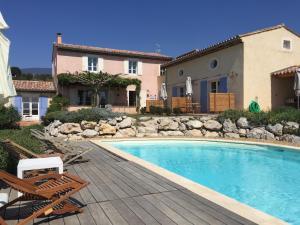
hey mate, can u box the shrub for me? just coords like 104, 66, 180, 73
149, 106, 164, 115
47, 95, 69, 113
43, 108, 122, 124
173, 107, 182, 115
217, 107, 300, 126
140, 107, 146, 114
0, 105, 21, 129
164, 107, 172, 116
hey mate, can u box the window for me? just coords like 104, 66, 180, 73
211, 81, 220, 93
178, 69, 184, 77
78, 90, 92, 105
88, 57, 98, 72
160, 68, 166, 76
209, 59, 218, 69
283, 39, 291, 50
128, 60, 137, 74
22, 96, 39, 117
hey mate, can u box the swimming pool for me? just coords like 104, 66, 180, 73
110, 140, 300, 225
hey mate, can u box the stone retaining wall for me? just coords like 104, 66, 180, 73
45, 115, 300, 144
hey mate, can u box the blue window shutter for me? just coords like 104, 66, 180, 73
39, 96, 48, 118
172, 86, 177, 97
200, 80, 208, 113
13, 96, 22, 114
219, 77, 228, 93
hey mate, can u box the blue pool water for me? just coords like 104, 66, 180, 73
110, 140, 300, 224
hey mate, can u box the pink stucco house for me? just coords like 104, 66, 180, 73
52, 33, 172, 112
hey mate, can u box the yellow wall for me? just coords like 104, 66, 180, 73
242, 27, 300, 110
164, 44, 244, 109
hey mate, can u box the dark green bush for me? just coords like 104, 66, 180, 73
47, 95, 70, 113
217, 107, 300, 126
43, 108, 122, 124
0, 105, 21, 129
164, 107, 172, 116
140, 107, 146, 114
173, 107, 182, 115
149, 106, 164, 115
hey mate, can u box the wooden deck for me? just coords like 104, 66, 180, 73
1, 142, 257, 225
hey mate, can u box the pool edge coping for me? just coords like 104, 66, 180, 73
91, 138, 292, 225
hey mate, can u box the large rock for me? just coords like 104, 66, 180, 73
185, 120, 203, 129
50, 128, 59, 137
204, 131, 220, 138
99, 123, 117, 135
159, 131, 184, 136
238, 128, 248, 137
224, 133, 240, 139
108, 119, 117, 126
118, 117, 133, 129
81, 120, 97, 130
184, 129, 203, 137
203, 120, 222, 131
115, 117, 123, 122
67, 134, 83, 141
247, 128, 275, 140
158, 118, 179, 131
139, 116, 151, 122
199, 116, 215, 122
237, 117, 249, 128
280, 134, 300, 144
82, 129, 98, 138
46, 120, 62, 135
178, 123, 187, 131
115, 128, 136, 137
59, 123, 82, 134
223, 119, 238, 133
137, 126, 157, 134
283, 121, 299, 133
266, 123, 283, 136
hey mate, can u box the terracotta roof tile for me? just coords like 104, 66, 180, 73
271, 65, 300, 77
162, 24, 299, 68
13, 80, 56, 92
54, 43, 172, 61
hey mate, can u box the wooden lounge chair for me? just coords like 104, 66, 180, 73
0, 170, 89, 225
0, 139, 90, 165
30, 129, 92, 165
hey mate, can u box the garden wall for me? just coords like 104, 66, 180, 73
45, 115, 300, 144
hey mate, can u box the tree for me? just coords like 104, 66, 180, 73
77, 72, 112, 107
11, 67, 22, 78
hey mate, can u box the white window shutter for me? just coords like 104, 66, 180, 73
82, 56, 88, 71
124, 59, 129, 74
98, 57, 104, 72
137, 61, 143, 75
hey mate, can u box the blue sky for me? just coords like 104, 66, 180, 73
1, 0, 300, 68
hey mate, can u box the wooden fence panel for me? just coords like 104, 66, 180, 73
171, 97, 192, 113
209, 93, 235, 112
146, 100, 164, 112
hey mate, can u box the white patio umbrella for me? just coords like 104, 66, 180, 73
160, 82, 167, 100
186, 76, 193, 96
294, 69, 300, 109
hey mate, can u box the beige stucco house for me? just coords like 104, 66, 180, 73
52, 34, 172, 113
161, 24, 300, 112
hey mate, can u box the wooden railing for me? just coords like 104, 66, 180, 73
146, 100, 164, 112
209, 93, 235, 112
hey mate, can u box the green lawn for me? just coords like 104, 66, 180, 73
0, 125, 44, 171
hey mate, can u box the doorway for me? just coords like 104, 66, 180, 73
22, 96, 39, 120
129, 91, 137, 106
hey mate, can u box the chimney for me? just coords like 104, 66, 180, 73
56, 33, 62, 44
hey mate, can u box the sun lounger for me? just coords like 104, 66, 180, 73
0, 139, 90, 165
0, 170, 89, 225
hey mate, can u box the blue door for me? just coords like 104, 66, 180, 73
39, 96, 48, 119
219, 77, 228, 92
200, 80, 208, 113
172, 86, 177, 97
13, 96, 22, 114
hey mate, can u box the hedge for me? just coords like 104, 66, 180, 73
0, 105, 21, 129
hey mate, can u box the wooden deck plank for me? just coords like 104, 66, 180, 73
2, 140, 258, 225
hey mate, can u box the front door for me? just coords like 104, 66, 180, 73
129, 91, 136, 106
22, 96, 39, 120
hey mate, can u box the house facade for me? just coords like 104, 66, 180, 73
161, 24, 300, 112
52, 34, 172, 112
13, 80, 56, 121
